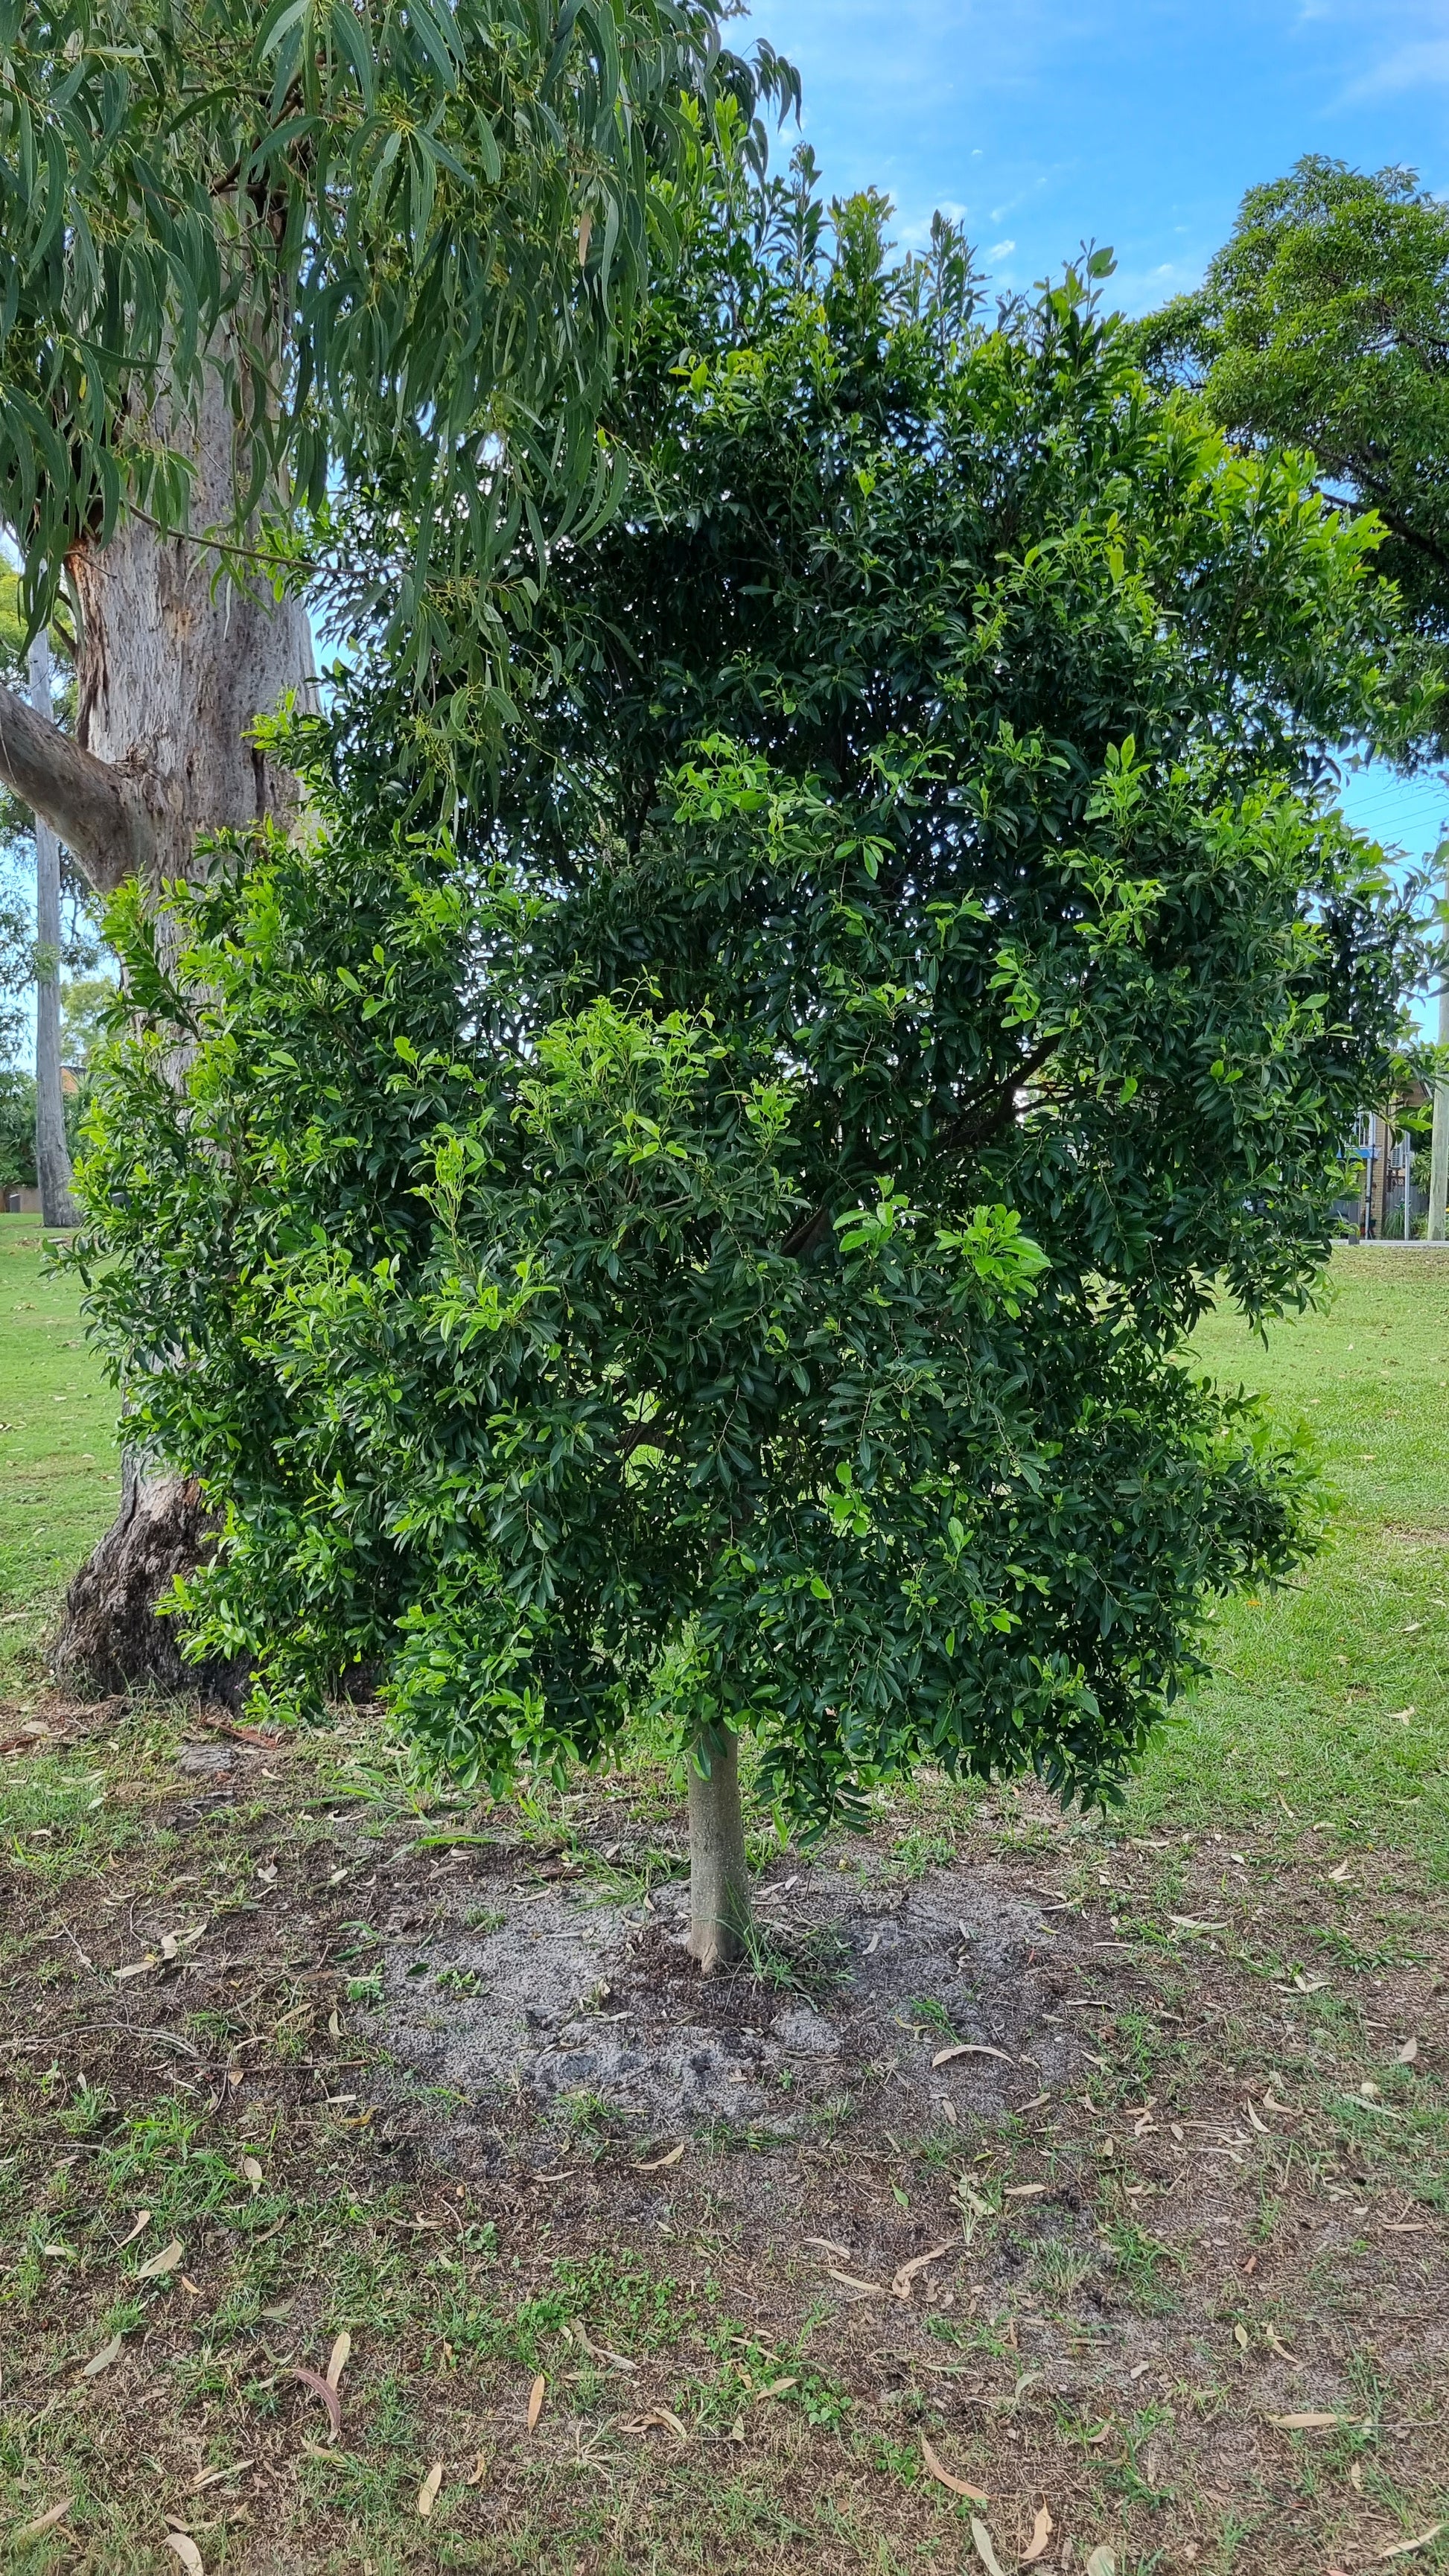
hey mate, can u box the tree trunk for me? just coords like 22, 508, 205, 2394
28, 633, 81, 1228
687, 1729, 753, 1974
52, 1464, 243, 1702
0, 356, 316, 1697
68, 365, 316, 902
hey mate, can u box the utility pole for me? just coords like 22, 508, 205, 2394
1432, 844, 1449, 1243
28, 630, 80, 1229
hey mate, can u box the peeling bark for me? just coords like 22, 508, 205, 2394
53, 1467, 244, 1702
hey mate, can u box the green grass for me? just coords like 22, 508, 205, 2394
1125, 1246, 1449, 1877
0, 1214, 119, 1696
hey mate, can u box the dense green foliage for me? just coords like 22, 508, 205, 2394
1139, 157, 1449, 698
1, 0, 792, 683
74, 188, 1432, 1826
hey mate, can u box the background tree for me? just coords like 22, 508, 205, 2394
1, 578, 104, 1205
0, 0, 791, 1677
75, 192, 1433, 1964
1137, 158, 1449, 699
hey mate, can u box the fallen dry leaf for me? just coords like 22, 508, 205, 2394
117, 2210, 151, 2247
242, 2156, 263, 2193
969, 2516, 1008, 2576
293, 2365, 343, 2440
1083, 2552, 1116, 2576
526, 2372, 546, 2431
1021, 2503, 1054, 2566
79, 2332, 124, 2378
920, 2435, 987, 2502
891, 2242, 952, 2300
1246, 2101, 1270, 2135
1377, 2531, 1443, 2563
802, 2235, 851, 2259
465, 2453, 488, 2488
188, 2463, 254, 2495
417, 2462, 443, 2520
15, 2497, 71, 2541
623, 2406, 690, 2440
1004, 2183, 1046, 2199
1329, 1859, 1351, 1881
135, 2237, 183, 2280
164, 2531, 205, 2576
932, 2041, 1015, 2068
827, 2267, 889, 2297
634, 2142, 685, 2171
1397, 2036, 1419, 2065
325, 2330, 351, 2392
115, 1957, 157, 1980
574, 2319, 637, 2371
1268, 2411, 1345, 2430
757, 2376, 797, 2400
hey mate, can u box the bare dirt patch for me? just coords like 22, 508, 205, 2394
367, 1855, 1078, 2142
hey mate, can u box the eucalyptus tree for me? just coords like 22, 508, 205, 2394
0, 0, 791, 1677
76, 185, 1433, 1963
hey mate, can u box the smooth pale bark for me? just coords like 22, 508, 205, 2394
1430, 925, 1449, 1242
28, 633, 80, 1229
0, 355, 316, 1694
686, 1729, 753, 1974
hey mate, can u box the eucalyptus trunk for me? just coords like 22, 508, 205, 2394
0, 358, 314, 1694
686, 1729, 753, 1974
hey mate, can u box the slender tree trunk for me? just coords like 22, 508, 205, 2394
28, 633, 80, 1228
1430, 888, 1449, 1242
0, 356, 316, 1695
687, 1729, 753, 1974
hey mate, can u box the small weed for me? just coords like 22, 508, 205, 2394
464, 1904, 507, 1933
1031, 2236, 1095, 2304
888, 1829, 956, 1880
435, 1965, 485, 1999
1103, 2219, 1183, 2314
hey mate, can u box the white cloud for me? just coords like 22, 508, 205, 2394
989, 237, 1016, 258
1339, 34, 1449, 101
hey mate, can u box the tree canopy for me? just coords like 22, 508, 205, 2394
74, 184, 1431, 1850
1138, 157, 1449, 701
1, 0, 794, 660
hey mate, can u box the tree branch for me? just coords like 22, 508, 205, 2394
0, 679, 153, 895
778, 1036, 1063, 1262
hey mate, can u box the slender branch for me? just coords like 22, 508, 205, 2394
0, 679, 153, 895
779, 1034, 1063, 1262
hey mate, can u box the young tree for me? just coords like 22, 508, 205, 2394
77, 196, 1431, 1966
1137, 158, 1449, 686
0, 0, 792, 1677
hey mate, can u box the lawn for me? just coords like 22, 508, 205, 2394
1, 1227, 1445, 2575
0, 1216, 120, 1698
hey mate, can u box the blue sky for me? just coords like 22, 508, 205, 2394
744, 0, 1449, 966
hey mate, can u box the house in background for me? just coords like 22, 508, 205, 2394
2, 1065, 82, 1217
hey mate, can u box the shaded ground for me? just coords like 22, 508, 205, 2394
1, 1696, 1445, 2575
